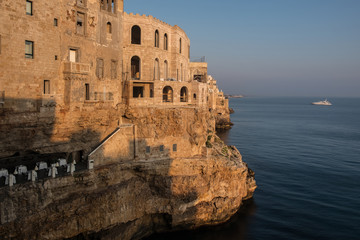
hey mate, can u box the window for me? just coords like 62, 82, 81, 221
154, 58, 160, 80
44, 80, 50, 94
101, 0, 116, 13
26, 1, 32, 15
162, 86, 173, 103
111, 60, 117, 79
96, 58, 104, 78
154, 30, 159, 48
131, 56, 140, 79
179, 38, 182, 53
146, 146, 151, 153
76, 12, 85, 35
164, 34, 168, 50
180, 87, 188, 102
164, 60, 168, 80
69, 48, 78, 62
25, 40, 34, 59
85, 84, 90, 100
160, 145, 164, 152
180, 64, 183, 81
131, 25, 141, 44
107, 22, 112, 34
133, 86, 143, 98
54, 18, 58, 27
111, 0, 115, 13
193, 93, 197, 100
55, 55, 58, 60
173, 144, 177, 152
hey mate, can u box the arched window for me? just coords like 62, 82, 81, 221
193, 93, 197, 100
164, 33, 168, 50
163, 86, 173, 103
179, 38, 182, 53
131, 56, 140, 80
164, 60, 168, 80
131, 25, 141, 44
155, 30, 159, 47
154, 58, 160, 80
107, 22, 112, 34
180, 87, 188, 102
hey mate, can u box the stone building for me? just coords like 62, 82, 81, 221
0, 0, 228, 168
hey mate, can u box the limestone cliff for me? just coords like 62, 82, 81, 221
0, 140, 255, 240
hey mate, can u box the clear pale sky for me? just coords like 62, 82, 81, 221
125, 0, 360, 97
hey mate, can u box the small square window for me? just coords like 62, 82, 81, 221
173, 144, 177, 152
55, 55, 58, 60
25, 40, 34, 59
26, 1, 33, 15
159, 145, 164, 152
146, 146, 150, 153
54, 18, 58, 26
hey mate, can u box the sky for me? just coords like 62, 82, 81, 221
125, 0, 360, 97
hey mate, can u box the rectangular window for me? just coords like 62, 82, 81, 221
44, 80, 50, 94
96, 58, 104, 78
26, 0, 33, 15
25, 40, 34, 59
54, 18, 58, 26
76, 12, 85, 35
69, 48, 77, 62
146, 146, 150, 153
85, 84, 90, 100
160, 145, 164, 152
173, 144, 177, 152
111, 60, 117, 79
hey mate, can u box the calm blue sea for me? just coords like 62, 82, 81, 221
147, 97, 360, 240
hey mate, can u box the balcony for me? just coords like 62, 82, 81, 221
63, 61, 90, 75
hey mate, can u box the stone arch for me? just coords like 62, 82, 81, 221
131, 25, 141, 44
180, 87, 188, 102
163, 86, 173, 103
154, 58, 160, 80
131, 56, 140, 80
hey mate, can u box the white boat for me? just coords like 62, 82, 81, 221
312, 99, 332, 106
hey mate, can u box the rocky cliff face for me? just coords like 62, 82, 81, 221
0, 139, 255, 240
0, 107, 256, 239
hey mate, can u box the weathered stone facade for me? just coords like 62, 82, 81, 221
0, 1, 255, 239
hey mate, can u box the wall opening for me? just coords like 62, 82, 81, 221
173, 144, 177, 152
76, 12, 85, 35
193, 93, 197, 100
180, 87, 188, 102
179, 38, 182, 53
131, 56, 140, 79
43, 80, 50, 94
131, 25, 141, 44
26, 0, 33, 15
163, 86, 173, 103
155, 30, 159, 48
164, 60, 168, 80
85, 84, 90, 100
107, 22, 112, 34
164, 33, 168, 50
25, 40, 34, 59
111, 60, 117, 79
96, 58, 104, 78
133, 86, 144, 98
154, 58, 160, 80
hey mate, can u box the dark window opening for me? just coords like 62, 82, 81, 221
131, 25, 141, 44
131, 56, 140, 79
133, 86, 144, 98
25, 40, 34, 59
146, 146, 150, 153
194, 75, 203, 82
164, 33, 168, 50
55, 55, 58, 60
180, 87, 188, 102
76, 12, 85, 35
163, 86, 173, 103
44, 80, 50, 94
85, 84, 90, 100
26, 1, 32, 15
179, 38, 182, 53
54, 18, 58, 26
160, 145, 164, 152
155, 30, 159, 48
164, 60, 168, 79
193, 93, 197, 99
173, 144, 177, 152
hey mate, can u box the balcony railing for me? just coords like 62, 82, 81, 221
63, 62, 90, 75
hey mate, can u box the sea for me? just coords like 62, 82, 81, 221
147, 97, 360, 240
